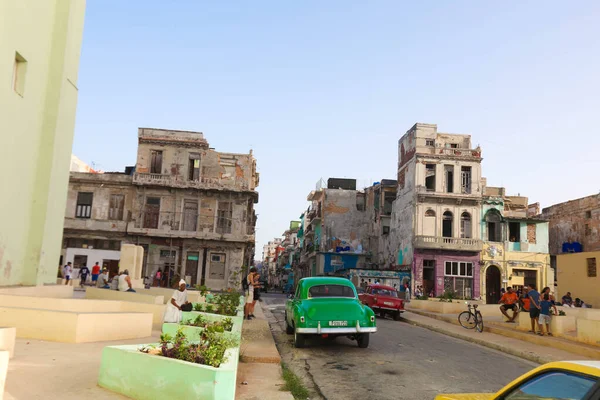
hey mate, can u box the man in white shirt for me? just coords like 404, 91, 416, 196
164, 280, 190, 323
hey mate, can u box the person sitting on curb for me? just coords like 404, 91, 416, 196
561, 292, 573, 307
96, 268, 110, 289
163, 279, 189, 323
575, 298, 589, 308
118, 270, 136, 292
499, 287, 519, 323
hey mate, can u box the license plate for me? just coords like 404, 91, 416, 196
384, 302, 394, 306
329, 321, 348, 326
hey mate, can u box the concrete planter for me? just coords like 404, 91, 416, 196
98, 344, 239, 400
0, 327, 16, 359
516, 314, 577, 336
0, 350, 7, 400
162, 320, 241, 343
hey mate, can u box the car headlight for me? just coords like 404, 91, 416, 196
370, 316, 375, 322
300, 316, 305, 323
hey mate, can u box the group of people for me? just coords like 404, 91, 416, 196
498, 284, 558, 336
61, 261, 135, 292
560, 292, 589, 308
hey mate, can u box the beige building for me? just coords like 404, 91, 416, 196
0, 0, 86, 286
556, 251, 599, 307
62, 128, 259, 290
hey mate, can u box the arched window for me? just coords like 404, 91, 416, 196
443, 211, 453, 238
460, 212, 472, 239
425, 209, 435, 217
485, 210, 503, 242
424, 209, 436, 236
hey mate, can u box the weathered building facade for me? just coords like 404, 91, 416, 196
542, 194, 600, 306
390, 123, 483, 299
480, 184, 550, 304
62, 128, 259, 290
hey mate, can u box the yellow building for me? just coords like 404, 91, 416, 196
0, 0, 86, 285
557, 251, 600, 308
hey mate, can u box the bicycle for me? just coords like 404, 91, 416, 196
458, 302, 484, 333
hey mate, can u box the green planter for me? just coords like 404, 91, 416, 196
98, 344, 239, 400
163, 314, 242, 342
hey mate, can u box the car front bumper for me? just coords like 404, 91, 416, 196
296, 320, 377, 334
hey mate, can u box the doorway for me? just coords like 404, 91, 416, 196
486, 265, 501, 304
102, 259, 120, 279
423, 260, 435, 297
182, 200, 198, 231
186, 252, 200, 285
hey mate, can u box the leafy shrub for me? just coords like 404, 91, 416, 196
182, 315, 234, 332
558, 310, 567, 316
204, 304, 215, 314
438, 290, 457, 302
193, 303, 204, 312
140, 328, 238, 368
416, 295, 429, 300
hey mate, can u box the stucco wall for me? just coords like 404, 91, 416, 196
413, 250, 480, 298
557, 251, 600, 307
321, 189, 369, 254
0, 0, 86, 285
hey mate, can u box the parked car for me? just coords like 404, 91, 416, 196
359, 284, 404, 321
285, 277, 376, 349
435, 361, 600, 400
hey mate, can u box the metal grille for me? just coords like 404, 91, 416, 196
444, 277, 473, 299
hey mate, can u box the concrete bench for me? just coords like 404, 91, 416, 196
0, 307, 153, 343
0, 328, 16, 359
86, 287, 164, 304
0, 350, 7, 400
0, 285, 73, 298
577, 319, 600, 346
140, 287, 205, 304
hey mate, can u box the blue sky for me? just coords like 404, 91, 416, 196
73, 1, 600, 254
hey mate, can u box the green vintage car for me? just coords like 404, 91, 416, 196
285, 277, 377, 348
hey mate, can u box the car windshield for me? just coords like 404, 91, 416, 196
308, 285, 355, 298
372, 289, 398, 297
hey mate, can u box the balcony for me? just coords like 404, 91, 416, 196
419, 147, 482, 159
133, 173, 252, 191
63, 217, 128, 233
414, 235, 482, 252
126, 211, 255, 243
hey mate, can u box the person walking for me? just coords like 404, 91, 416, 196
63, 262, 72, 285
91, 262, 101, 284
154, 269, 162, 287
79, 264, 90, 288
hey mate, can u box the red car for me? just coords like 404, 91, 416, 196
358, 284, 404, 321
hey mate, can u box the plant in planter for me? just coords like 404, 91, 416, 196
416, 295, 429, 300
194, 284, 211, 297
140, 328, 236, 368
183, 315, 234, 332
212, 291, 242, 317
204, 303, 216, 314
558, 310, 567, 316
193, 303, 204, 312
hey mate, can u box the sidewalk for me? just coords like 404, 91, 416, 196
236, 302, 293, 400
401, 310, 598, 364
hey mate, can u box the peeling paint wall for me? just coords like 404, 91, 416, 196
321, 189, 369, 255
542, 194, 600, 255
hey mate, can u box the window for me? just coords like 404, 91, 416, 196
211, 254, 224, 263
509, 222, 521, 242
150, 150, 163, 174
425, 164, 436, 191
76, 192, 93, 218
216, 201, 232, 234
382, 226, 390, 235
143, 197, 160, 229
12, 52, 27, 96
460, 212, 472, 239
527, 223, 537, 244
425, 139, 435, 147
444, 165, 454, 193
461, 166, 471, 194
486, 210, 503, 242
444, 262, 473, 277
160, 250, 176, 259
188, 153, 201, 181
443, 211, 453, 238
504, 371, 596, 400
209, 253, 226, 280
450, 143, 459, 149
108, 194, 125, 220
356, 193, 366, 211
587, 258, 597, 277
308, 285, 355, 298
585, 210, 592, 219
423, 260, 435, 268
425, 209, 435, 217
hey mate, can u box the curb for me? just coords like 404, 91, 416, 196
399, 315, 551, 364
405, 308, 600, 360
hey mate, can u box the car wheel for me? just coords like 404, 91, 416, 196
393, 311, 401, 321
294, 330, 306, 348
284, 312, 294, 334
357, 333, 370, 348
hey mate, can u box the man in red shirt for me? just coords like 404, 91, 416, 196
499, 286, 519, 323
91, 262, 101, 284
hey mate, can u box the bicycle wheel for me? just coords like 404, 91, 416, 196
458, 311, 476, 329
476, 312, 484, 333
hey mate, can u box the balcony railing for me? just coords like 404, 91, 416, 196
133, 173, 251, 191
414, 235, 481, 252
420, 147, 482, 158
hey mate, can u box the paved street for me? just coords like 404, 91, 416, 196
261, 293, 538, 400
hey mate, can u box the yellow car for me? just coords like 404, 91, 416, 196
435, 361, 600, 400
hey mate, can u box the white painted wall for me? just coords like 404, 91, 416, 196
65, 248, 121, 269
